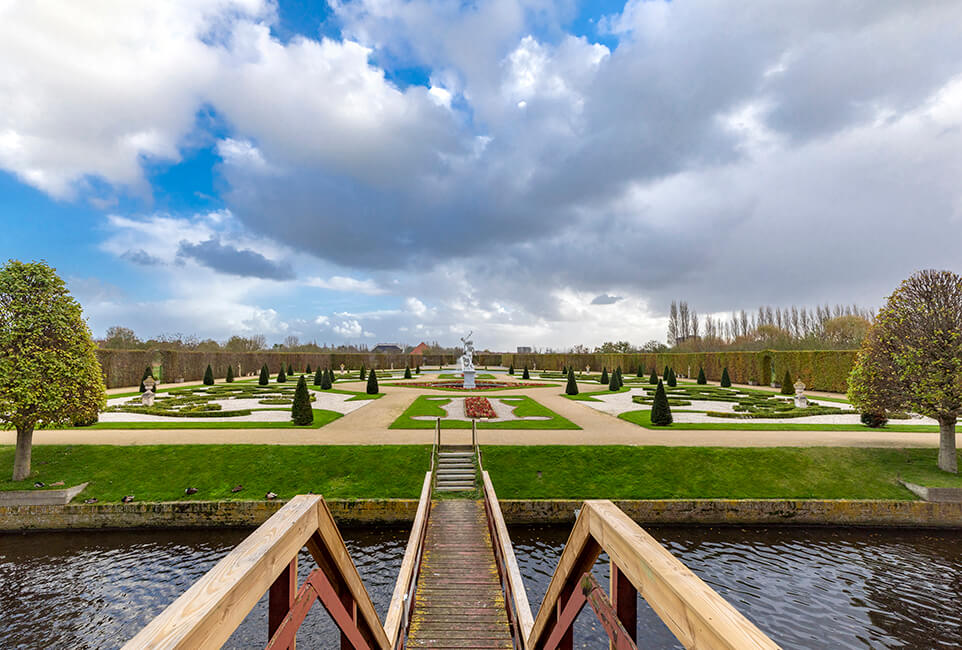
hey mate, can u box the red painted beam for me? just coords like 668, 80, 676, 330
540, 573, 638, 650
610, 563, 637, 648
268, 559, 296, 645
266, 569, 370, 650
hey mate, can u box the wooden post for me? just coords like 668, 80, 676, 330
269, 558, 297, 646
472, 419, 477, 448
610, 563, 637, 649
435, 417, 441, 447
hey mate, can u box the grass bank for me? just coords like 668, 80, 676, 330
480, 446, 962, 500
0, 445, 429, 502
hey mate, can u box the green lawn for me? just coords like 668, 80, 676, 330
481, 446, 962, 500
0, 445, 430, 502
54, 408, 344, 430
390, 395, 580, 430
618, 409, 949, 432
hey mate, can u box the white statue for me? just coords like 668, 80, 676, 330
460, 331, 475, 372
793, 380, 808, 408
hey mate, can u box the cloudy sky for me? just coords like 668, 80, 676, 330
2, 1, 961, 350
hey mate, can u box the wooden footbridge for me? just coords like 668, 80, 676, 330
125, 434, 780, 649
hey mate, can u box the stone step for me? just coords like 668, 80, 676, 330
438, 463, 474, 470
435, 486, 476, 493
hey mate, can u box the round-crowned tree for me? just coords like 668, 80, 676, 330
203, 364, 214, 386
226, 365, 235, 383
277, 366, 286, 383
522, 366, 530, 380
600, 367, 609, 385
313, 368, 323, 386
720, 367, 732, 388
697, 367, 707, 384
259, 364, 269, 386
780, 369, 794, 395
0, 261, 107, 480
566, 368, 579, 395
849, 270, 962, 473
366, 368, 379, 394
139, 365, 154, 393
650, 380, 673, 426
291, 375, 314, 425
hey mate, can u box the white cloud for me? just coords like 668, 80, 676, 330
306, 276, 386, 295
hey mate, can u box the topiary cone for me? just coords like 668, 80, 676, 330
566, 368, 579, 395
313, 368, 323, 386
600, 368, 608, 385
650, 380, 673, 426
649, 369, 658, 385
291, 375, 314, 425
277, 366, 286, 383
697, 367, 706, 384
781, 369, 794, 395
203, 364, 214, 386
366, 368, 379, 394
667, 368, 677, 387
720, 367, 731, 387
259, 364, 269, 386
226, 365, 234, 383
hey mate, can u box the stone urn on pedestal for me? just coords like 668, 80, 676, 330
793, 380, 808, 408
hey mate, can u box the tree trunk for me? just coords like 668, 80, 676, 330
12, 426, 34, 481
937, 416, 958, 474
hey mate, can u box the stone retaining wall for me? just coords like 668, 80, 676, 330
3, 498, 961, 531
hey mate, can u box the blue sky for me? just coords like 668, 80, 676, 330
2, 1, 961, 350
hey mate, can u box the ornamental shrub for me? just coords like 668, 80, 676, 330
860, 412, 889, 428
600, 368, 609, 385
306, 364, 312, 374
203, 364, 214, 386
697, 367, 706, 384
259, 364, 269, 386
637, 366, 644, 378
366, 368, 379, 394
404, 366, 412, 379
667, 368, 677, 387
287, 362, 294, 376
720, 367, 732, 387
416, 365, 421, 374
291, 375, 314, 426
650, 380, 673, 426
360, 365, 366, 381
328, 368, 336, 384
615, 367, 623, 388
321, 368, 332, 390
522, 366, 530, 380
508, 365, 515, 375
780, 369, 794, 395
566, 369, 579, 395
313, 368, 323, 386
663, 365, 670, 381
609, 370, 619, 391
649, 370, 658, 385
226, 365, 234, 383
277, 366, 286, 383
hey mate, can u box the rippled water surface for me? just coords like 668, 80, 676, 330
1, 525, 961, 648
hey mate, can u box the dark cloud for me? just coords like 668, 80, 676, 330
591, 294, 623, 305
176, 238, 294, 280
121, 248, 163, 266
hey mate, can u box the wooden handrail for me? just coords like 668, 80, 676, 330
527, 500, 780, 650
384, 471, 433, 646
482, 471, 534, 642
125, 495, 391, 649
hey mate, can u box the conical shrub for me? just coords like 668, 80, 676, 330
259, 364, 269, 386
404, 365, 412, 379
328, 368, 336, 384
637, 366, 644, 378
600, 367, 608, 385
522, 366, 530, 380
313, 368, 323, 386
663, 365, 670, 381
416, 365, 421, 374
615, 367, 623, 388
287, 362, 294, 376
306, 364, 312, 374
508, 365, 515, 375
649, 369, 658, 385
650, 380, 673, 426
720, 367, 731, 388
609, 370, 619, 391
667, 368, 677, 387
277, 366, 286, 383
565, 368, 579, 395
360, 365, 366, 381
291, 375, 314, 425
366, 368, 379, 394
203, 364, 214, 386
697, 367, 706, 384
321, 368, 332, 390
781, 369, 794, 395
226, 365, 234, 383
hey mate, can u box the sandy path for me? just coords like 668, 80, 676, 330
6, 376, 956, 448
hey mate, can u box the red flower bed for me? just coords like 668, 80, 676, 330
464, 396, 497, 419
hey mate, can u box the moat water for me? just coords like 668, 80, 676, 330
1, 525, 960, 648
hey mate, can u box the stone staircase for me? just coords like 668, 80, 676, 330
435, 446, 477, 492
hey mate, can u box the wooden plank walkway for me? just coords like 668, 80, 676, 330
407, 500, 513, 648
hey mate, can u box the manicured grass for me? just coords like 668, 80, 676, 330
481, 446, 962, 499
55, 409, 343, 430
0, 445, 431, 502
618, 409, 948, 432
563, 385, 631, 401
390, 395, 580, 430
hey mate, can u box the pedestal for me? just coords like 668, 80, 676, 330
463, 369, 476, 389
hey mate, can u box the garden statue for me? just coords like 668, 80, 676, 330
141, 376, 156, 407
460, 331, 476, 388
793, 380, 808, 408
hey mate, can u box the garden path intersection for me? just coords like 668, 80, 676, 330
3, 371, 959, 449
